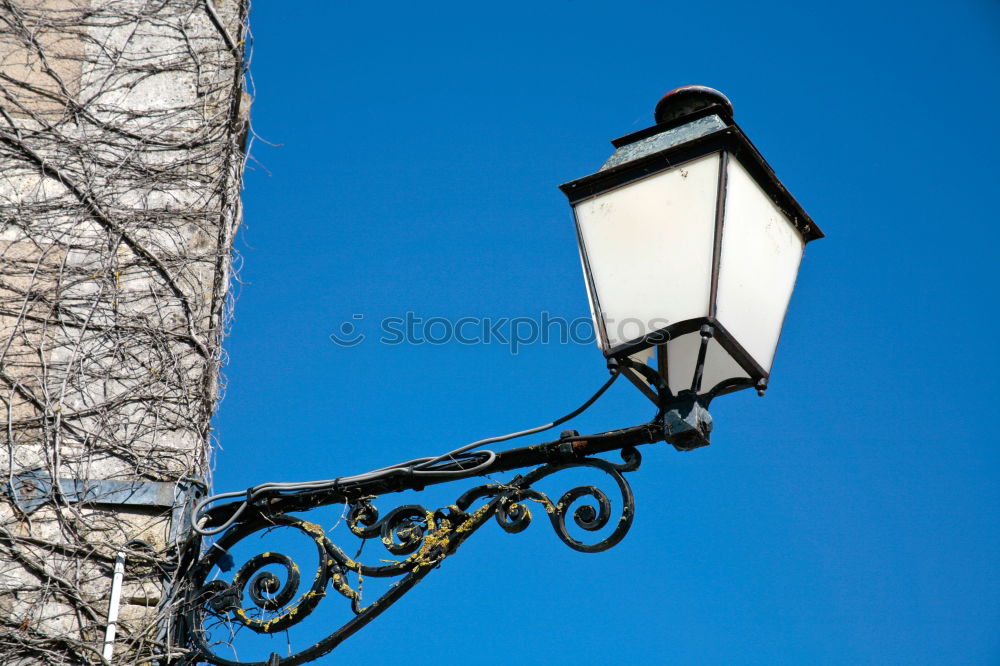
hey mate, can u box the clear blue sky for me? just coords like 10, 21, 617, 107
208, 1, 1000, 664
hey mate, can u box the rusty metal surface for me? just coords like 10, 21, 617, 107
6, 470, 177, 514
599, 114, 728, 171
654, 85, 734, 124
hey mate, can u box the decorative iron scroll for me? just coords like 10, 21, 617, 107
184, 448, 641, 665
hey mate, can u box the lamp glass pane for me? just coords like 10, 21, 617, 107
574, 152, 720, 351
716, 158, 805, 372
662, 332, 749, 395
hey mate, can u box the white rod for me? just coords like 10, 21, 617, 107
103, 552, 126, 663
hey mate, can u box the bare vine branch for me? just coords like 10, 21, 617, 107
0, 0, 248, 662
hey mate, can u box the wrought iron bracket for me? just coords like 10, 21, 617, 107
178, 419, 682, 665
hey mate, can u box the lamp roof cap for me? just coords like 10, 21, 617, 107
654, 86, 734, 125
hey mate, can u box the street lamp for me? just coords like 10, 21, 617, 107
179, 87, 821, 666
562, 86, 822, 450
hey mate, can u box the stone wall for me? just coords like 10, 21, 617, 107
0, 1, 246, 662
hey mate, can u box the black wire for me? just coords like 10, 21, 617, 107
194, 371, 622, 535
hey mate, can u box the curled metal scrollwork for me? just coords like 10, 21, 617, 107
347, 503, 430, 556
185, 448, 641, 665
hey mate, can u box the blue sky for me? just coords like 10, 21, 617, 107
206, 2, 1000, 664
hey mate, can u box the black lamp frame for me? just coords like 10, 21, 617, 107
560, 110, 823, 400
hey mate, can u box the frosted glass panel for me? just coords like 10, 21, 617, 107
628, 347, 655, 367
716, 159, 805, 372
662, 332, 749, 395
574, 153, 720, 350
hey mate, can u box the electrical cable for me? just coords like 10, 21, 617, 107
192, 371, 619, 536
